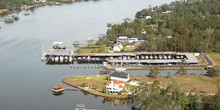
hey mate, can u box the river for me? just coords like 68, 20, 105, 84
0, 0, 205, 110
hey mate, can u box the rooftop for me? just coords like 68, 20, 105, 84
52, 85, 63, 89
110, 72, 128, 79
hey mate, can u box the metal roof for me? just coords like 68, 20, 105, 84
110, 72, 128, 79
46, 49, 72, 56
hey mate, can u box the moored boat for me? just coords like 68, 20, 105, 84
5, 18, 14, 23
13, 16, 19, 21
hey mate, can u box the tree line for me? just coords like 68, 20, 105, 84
98, 0, 220, 53
0, 0, 35, 9
133, 80, 220, 110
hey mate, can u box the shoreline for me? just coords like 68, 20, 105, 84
62, 74, 219, 99
103, 65, 206, 70
0, 1, 71, 15
62, 76, 130, 99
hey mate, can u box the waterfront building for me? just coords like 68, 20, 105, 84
106, 80, 126, 93
110, 72, 129, 82
117, 36, 129, 44
128, 34, 146, 44
112, 44, 123, 52
145, 16, 152, 19
33, 0, 47, 2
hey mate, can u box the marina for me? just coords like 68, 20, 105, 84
43, 49, 201, 67
0, 0, 207, 110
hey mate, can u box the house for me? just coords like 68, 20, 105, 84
33, 0, 46, 2
145, 16, 152, 19
106, 80, 126, 93
110, 72, 129, 82
129, 35, 139, 44
162, 10, 173, 14
129, 34, 147, 44
112, 44, 123, 52
117, 36, 129, 44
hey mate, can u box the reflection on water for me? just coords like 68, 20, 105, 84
53, 92, 64, 96
102, 98, 132, 106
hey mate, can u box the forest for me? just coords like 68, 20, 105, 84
133, 80, 220, 110
0, 0, 35, 9
98, 0, 220, 52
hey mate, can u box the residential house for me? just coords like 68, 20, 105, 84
129, 34, 147, 44
33, 0, 46, 2
145, 16, 152, 19
106, 80, 126, 93
112, 44, 123, 52
162, 10, 173, 14
117, 36, 129, 44
110, 72, 129, 82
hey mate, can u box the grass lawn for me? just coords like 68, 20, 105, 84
62, 75, 128, 98
196, 55, 208, 65
63, 74, 220, 97
207, 54, 220, 66
129, 74, 220, 93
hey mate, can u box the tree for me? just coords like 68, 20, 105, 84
176, 66, 187, 75
133, 81, 190, 110
102, 87, 107, 93
149, 66, 160, 78
81, 82, 88, 87
166, 72, 172, 78
154, 80, 160, 85
206, 66, 220, 77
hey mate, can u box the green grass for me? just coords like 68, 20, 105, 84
208, 54, 220, 66
196, 55, 208, 65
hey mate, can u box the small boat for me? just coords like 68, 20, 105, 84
107, 20, 112, 27
75, 104, 86, 110
73, 41, 79, 45
115, 68, 126, 71
5, 18, 14, 23
12, 14, 15, 17
51, 85, 64, 92
13, 16, 19, 21
41, 56, 45, 62
24, 12, 30, 16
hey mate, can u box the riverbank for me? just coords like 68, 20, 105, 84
0, 0, 75, 15
63, 74, 220, 99
62, 75, 130, 99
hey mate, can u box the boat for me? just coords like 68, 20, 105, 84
107, 20, 112, 27
115, 68, 126, 71
5, 18, 14, 23
13, 16, 19, 21
75, 104, 86, 110
51, 85, 64, 92
24, 12, 30, 16
73, 41, 79, 45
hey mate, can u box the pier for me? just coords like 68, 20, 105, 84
43, 50, 200, 67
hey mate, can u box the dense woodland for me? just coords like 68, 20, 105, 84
0, 0, 35, 9
98, 0, 220, 52
133, 80, 220, 110
0, 0, 97, 9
